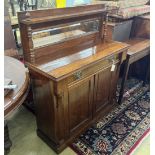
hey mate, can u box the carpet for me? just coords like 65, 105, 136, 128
70, 78, 150, 155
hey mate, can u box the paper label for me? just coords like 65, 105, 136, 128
111, 64, 115, 72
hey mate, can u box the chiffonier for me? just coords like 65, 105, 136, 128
18, 4, 129, 153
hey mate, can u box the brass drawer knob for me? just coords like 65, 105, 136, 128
74, 71, 82, 80
107, 56, 115, 63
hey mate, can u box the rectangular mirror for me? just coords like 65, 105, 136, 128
32, 19, 100, 48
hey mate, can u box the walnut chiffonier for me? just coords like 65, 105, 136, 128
18, 4, 129, 153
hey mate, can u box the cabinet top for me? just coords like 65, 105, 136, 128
125, 38, 150, 56
27, 41, 129, 81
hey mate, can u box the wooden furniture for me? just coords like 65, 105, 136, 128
18, 4, 110, 64
105, 14, 150, 42
106, 20, 133, 42
118, 14, 150, 104
118, 38, 150, 104
131, 14, 150, 39
4, 56, 29, 153
18, 5, 129, 153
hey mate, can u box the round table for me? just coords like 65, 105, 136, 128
4, 56, 29, 153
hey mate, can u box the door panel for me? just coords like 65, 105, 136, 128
94, 66, 112, 113
68, 77, 93, 133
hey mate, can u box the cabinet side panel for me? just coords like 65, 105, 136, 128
30, 70, 56, 142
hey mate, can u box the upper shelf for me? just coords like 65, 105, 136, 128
21, 9, 106, 25
18, 4, 107, 25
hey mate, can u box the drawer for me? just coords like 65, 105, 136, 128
66, 54, 120, 85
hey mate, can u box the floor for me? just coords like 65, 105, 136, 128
7, 105, 150, 155
7, 106, 76, 155
132, 133, 150, 155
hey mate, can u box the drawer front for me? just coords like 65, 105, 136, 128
66, 54, 120, 85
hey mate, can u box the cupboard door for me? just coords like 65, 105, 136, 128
94, 62, 120, 114
94, 66, 112, 114
68, 77, 93, 134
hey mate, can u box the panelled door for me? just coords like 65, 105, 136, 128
93, 61, 120, 115
67, 76, 94, 134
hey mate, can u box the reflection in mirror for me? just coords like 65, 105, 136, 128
39, 47, 96, 72
32, 19, 99, 48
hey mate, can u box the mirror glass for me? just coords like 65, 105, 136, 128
32, 19, 100, 48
